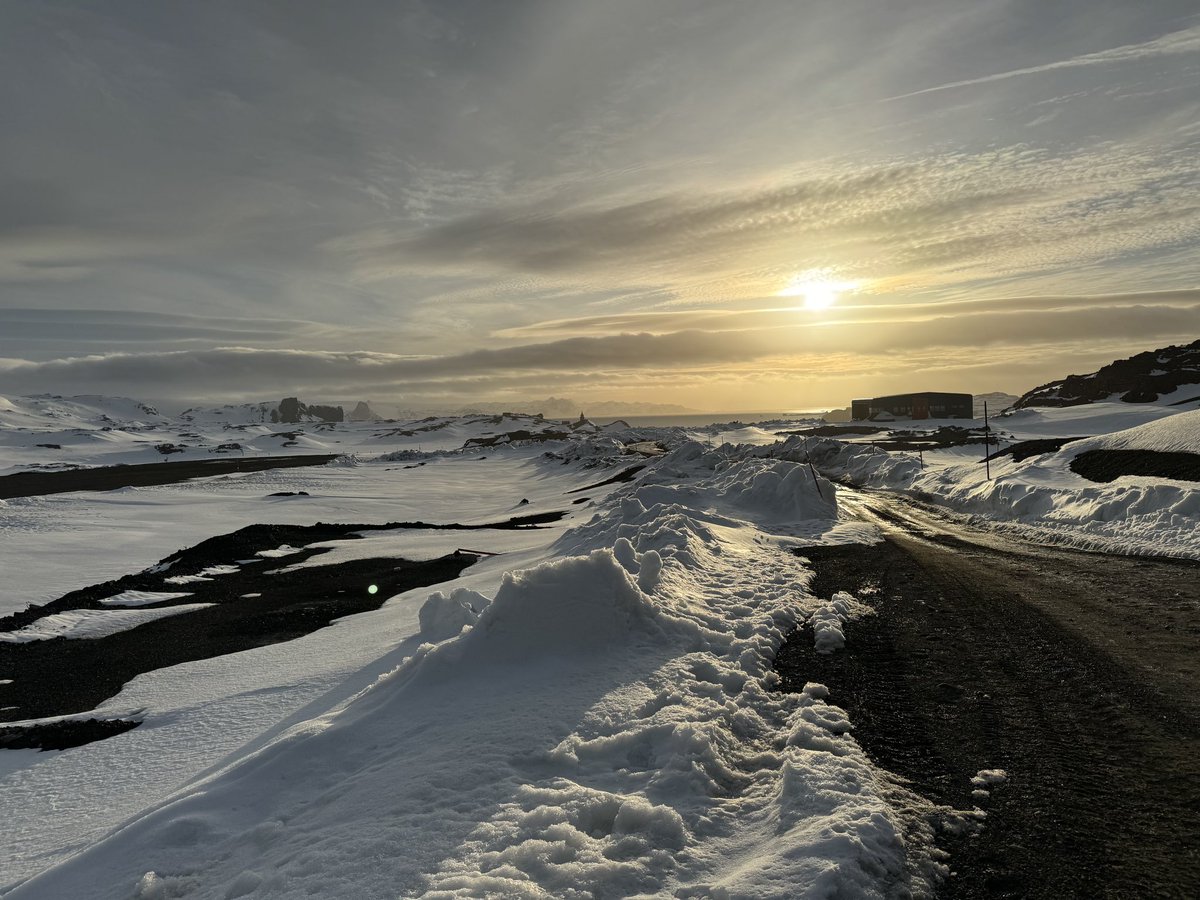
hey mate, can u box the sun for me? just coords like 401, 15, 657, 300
779, 274, 850, 310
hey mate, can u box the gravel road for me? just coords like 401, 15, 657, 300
774, 489, 1200, 899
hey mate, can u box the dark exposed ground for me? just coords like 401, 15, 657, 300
565, 464, 646, 493
0, 454, 339, 500
986, 436, 1086, 462
1070, 448, 1200, 483
0, 718, 141, 751
774, 491, 1200, 899
0, 510, 566, 748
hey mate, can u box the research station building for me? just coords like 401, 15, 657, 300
851, 392, 973, 421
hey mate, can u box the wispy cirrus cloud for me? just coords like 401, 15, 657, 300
880, 23, 1200, 103
345, 142, 1200, 312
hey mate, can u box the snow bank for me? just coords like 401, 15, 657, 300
914, 412, 1200, 557
790, 413, 1200, 559
8, 441, 936, 899
774, 435, 922, 491
635, 440, 839, 523
417, 587, 490, 642
810, 590, 874, 654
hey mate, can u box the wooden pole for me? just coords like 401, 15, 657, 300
802, 436, 823, 498
984, 401, 991, 480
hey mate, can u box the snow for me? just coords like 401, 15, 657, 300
971, 769, 1008, 788
255, 545, 303, 559
995, 400, 1183, 438
795, 408, 1200, 558
1066, 407, 1200, 454
99, 590, 194, 607
417, 587, 489, 642
0, 452, 609, 618
2, 428, 938, 899
0, 604, 214, 643
809, 591, 874, 654
5, 393, 1195, 896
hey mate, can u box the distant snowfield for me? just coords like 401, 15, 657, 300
1, 394, 1197, 896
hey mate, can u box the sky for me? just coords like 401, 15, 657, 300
0, 0, 1198, 412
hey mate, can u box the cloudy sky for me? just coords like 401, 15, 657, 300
1, 0, 1197, 411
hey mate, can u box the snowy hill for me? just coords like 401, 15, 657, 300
180, 398, 345, 425
177, 402, 279, 424
1013, 339, 1200, 409
0, 394, 167, 431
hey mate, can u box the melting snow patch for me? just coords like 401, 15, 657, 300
0, 604, 214, 642
970, 767, 1009, 801
199, 564, 240, 576
810, 590, 874, 653
256, 545, 303, 559
99, 590, 193, 607
971, 768, 1008, 787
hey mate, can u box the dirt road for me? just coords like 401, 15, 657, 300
774, 489, 1200, 899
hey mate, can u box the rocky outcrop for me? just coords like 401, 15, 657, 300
1013, 340, 1200, 409
271, 398, 344, 424
348, 401, 381, 422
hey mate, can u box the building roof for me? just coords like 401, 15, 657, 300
866, 391, 971, 404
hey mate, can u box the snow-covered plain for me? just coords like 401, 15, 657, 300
2, 393, 1196, 896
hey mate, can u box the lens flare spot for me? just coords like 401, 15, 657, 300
368, 584, 379, 595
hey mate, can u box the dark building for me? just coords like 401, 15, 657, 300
850, 392, 973, 421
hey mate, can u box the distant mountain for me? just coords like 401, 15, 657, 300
819, 407, 852, 423
347, 401, 384, 422
179, 398, 344, 425
974, 393, 1019, 417
1013, 339, 1200, 409
178, 402, 278, 424
449, 397, 697, 418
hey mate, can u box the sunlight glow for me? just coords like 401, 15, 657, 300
779, 273, 858, 310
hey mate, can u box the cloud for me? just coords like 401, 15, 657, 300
496, 289, 1200, 339
1, 302, 1194, 404
346, 142, 1200, 311
880, 23, 1200, 103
